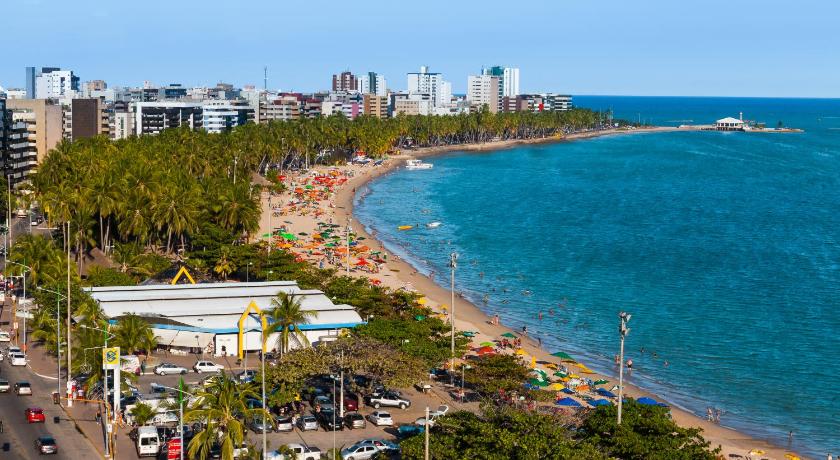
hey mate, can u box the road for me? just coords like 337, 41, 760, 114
0, 352, 101, 459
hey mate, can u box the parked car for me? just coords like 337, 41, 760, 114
193, 361, 224, 373
35, 436, 58, 455
344, 411, 366, 429
0, 330, 11, 342
366, 391, 410, 409
366, 410, 393, 426
209, 442, 249, 459
340, 443, 379, 460
247, 415, 273, 434
357, 438, 399, 454
341, 393, 359, 412
0, 378, 10, 392
316, 410, 343, 431
266, 443, 322, 460
26, 407, 46, 423
397, 424, 425, 439
237, 370, 257, 383
155, 363, 189, 375
152, 411, 179, 425
296, 415, 318, 431
274, 416, 294, 432
15, 381, 32, 395
312, 395, 335, 412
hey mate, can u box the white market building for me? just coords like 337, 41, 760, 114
86, 281, 364, 358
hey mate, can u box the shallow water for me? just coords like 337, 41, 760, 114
355, 97, 840, 457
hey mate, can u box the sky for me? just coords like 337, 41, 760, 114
3, 0, 839, 97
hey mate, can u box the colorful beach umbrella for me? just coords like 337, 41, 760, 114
555, 397, 582, 407
596, 388, 616, 398
590, 399, 612, 407
551, 351, 576, 362
593, 379, 609, 385
479, 341, 495, 347
501, 332, 517, 339
636, 397, 661, 406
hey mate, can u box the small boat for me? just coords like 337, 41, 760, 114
426, 222, 441, 228
398, 225, 414, 231
405, 159, 433, 170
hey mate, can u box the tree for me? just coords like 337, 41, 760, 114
112, 314, 158, 355
130, 402, 156, 426
262, 292, 317, 354
577, 400, 720, 460
214, 247, 235, 281
185, 372, 270, 460
400, 408, 605, 460
463, 354, 531, 395
86, 266, 137, 286
353, 311, 468, 366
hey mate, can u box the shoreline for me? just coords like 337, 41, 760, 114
264, 127, 804, 459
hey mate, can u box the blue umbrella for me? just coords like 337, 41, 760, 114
596, 388, 617, 398
590, 399, 612, 407
561, 388, 576, 395
555, 397, 582, 407
637, 397, 660, 405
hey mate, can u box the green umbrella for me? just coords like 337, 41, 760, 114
305, 185, 314, 189
414, 315, 426, 321
593, 379, 609, 385
261, 233, 270, 238
551, 352, 576, 362
298, 232, 308, 236
479, 341, 495, 347
501, 332, 517, 339
324, 243, 336, 247
281, 233, 298, 241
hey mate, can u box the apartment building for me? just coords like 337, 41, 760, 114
35, 69, 80, 99
332, 71, 358, 92
201, 100, 254, 133
466, 75, 501, 113
259, 95, 302, 123
133, 101, 203, 135
5, 99, 62, 184
363, 94, 389, 118
358, 72, 387, 97
63, 98, 109, 140
407, 66, 449, 108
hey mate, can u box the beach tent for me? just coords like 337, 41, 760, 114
501, 332, 517, 339
596, 388, 617, 398
555, 397, 582, 407
551, 351, 576, 362
636, 397, 662, 406
590, 399, 612, 407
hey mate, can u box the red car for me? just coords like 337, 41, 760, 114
26, 407, 46, 423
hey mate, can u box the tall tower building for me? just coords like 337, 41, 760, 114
482, 66, 520, 99
407, 66, 449, 108
332, 71, 358, 92
358, 72, 387, 97
467, 75, 501, 113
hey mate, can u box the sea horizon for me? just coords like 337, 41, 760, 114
355, 95, 840, 458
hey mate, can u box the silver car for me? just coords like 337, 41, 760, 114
297, 415, 318, 431
274, 416, 294, 432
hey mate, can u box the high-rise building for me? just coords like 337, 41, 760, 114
502, 94, 573, 113
110, 101, 134, 140
201, 100, 254, 133
332, 71, 358, 92
84, 80, 107, 93
5, 99, 63, 184
482, 66, 520, 99
406, 66, 449, 108
35, 68, 80, 99
467, 75, 501, 113
363, 94, 389, 118
25, 67, 36, 99
133, 101, 203, 136
259, 95, 302, 123
358, 72, 387, 97
63, 99, 109, 141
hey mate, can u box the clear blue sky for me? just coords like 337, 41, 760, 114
3, 0, 839, 97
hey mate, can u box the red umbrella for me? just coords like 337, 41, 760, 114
476, 346, 495, 354
354, 258, 370, 266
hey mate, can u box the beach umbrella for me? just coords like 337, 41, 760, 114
530, 356, 537, 368
354, 258, 370, 266
479, 341, 495, 347
596, 388, 616, 398
593, 379, 609, 385
636, 397, 660, 406
501, 332, 517, 339
551, 351, 576, 362
298, 232, 308, 236
555, 397, 582, 408
414, 315, 426, 321
477, 346, 495, 354
590, 399, 612, 407
417, 297, 427, 305
553, 371, 568, 378
561, 388, 575, 395
515, 348, 525, 355
549, 383, 565, 390
281, 233, 297, 240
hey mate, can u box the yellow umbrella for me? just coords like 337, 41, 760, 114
439, 304, 448, 311
530, 356, 536, 368
575, 363, 589, 369
515, 348, 525, 355
749, 450, 765, 456
549, 383, 565, 390
569, 373, 580, 379
417, 297, 427, 305
784, 455, 800, 460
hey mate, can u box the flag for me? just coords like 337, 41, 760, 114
178, 377, 185, 405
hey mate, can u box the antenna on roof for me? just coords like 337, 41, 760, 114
264, 66, 268, 91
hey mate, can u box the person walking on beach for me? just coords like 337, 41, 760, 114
706, 407, 713, 421
522, 325, 528, 335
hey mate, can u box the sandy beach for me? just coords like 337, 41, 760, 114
257, 127, 804, 460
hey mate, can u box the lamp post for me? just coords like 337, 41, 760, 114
260, 321, 268, 460
7, 260, 30, 350
155, 383, 190, 460
246, 262, 252, 282
460, 364, 471, 402
424, 406, 430, 460
448, 252, 458, 386
37, 286, 66, 406
617, 311, 631, 425
81, 324, 116, 423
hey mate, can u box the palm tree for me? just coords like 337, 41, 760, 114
130, 402, 156, 426
184, 372, 269, 460
214, 247, 235, 281
113, 314, 158, 355
262, 292, 318, 355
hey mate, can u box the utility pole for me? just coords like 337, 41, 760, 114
424, 406, 430, 460
66, 221, 72, 407
339, 349, 345, 418
617, 311, 631, 425
449, 252, 458, 386
345, 218, 352, 277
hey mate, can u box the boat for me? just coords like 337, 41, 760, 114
398, 225, 414, 231
426, 222, 441, 228
405, 159, 433, 170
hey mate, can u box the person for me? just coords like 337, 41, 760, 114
614, 354, 620, 365
706, 407, 713, 421
538, 311, 543, 321
826, 453, 832, 460
522, 325, 528, 335
626, 359, 633, 370
537, 337, 542, 347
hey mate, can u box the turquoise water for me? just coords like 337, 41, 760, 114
354, 97, 840, 457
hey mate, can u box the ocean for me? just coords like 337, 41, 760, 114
354, 96, 840, 457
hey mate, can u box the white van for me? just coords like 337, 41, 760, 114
10, 352, 26, 366
135, 426, 161, 457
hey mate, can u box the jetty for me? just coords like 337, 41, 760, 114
677, 113, 803, 133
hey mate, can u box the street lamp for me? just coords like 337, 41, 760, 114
460, 364, 471, 402
345, 218, 352, 277
617, 311, 631, 425
80, 324, 117, 423
7, 260, 31, 350
448, 252, 458, 386
155, 384, 191, 460
246, 262, 253, 282
37, 286, 66, 406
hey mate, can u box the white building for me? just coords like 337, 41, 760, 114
358, 72, 387, 97
715, 116, 745, 131
86, 281, 365, 357
35, 69, 79, 99
467, 75, 501, 113
502, 67, 520, 98
133, 101, 203, 136
407, 66, 450, 108
201, 100, 254, 133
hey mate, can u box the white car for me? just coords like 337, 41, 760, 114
0, 330, 11, 342
193, 361, 224, 373
266, 443, 322, 460
340, 443, 379, 460
10, 352, 27, 366
15, 381, 32, 395
0, 378, 10, 392
152, 411, 179, 425
8, 345, 21, 354
154, 363, 189, 375
366, 410, 393, 426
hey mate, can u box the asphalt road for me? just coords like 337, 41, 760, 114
0, 351, 101, 459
